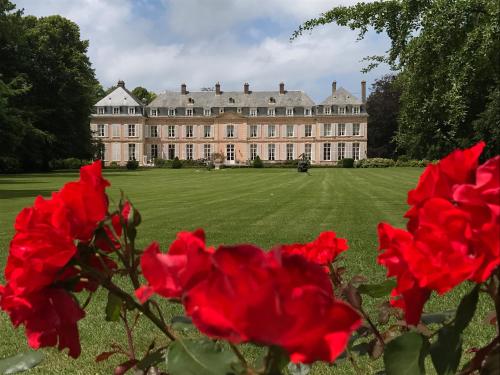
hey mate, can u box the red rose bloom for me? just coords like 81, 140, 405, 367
183, 245, 361, 364
280, 231, 348, 266
0, 286, 85, 358
135, 229, 213, 303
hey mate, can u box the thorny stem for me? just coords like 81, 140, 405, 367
359, 306, 385, 347
121, 309, 137, 360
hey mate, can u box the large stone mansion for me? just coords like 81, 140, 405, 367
90, 80, 368, 165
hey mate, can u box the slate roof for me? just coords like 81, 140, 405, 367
320, 87, 363, 106
148, 90, 315, 108
95, 86, 143, 107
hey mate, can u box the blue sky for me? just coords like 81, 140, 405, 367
15, 0, 391, 102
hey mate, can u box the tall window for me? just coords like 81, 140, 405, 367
128, 124, 136, 137
305, 125, 312, 137
323, 143, 331, 161
98, 107, 105, 114
304, 108, 311, 116
97, 124, 105, 137
267, 108, 275, 116
168, 144, 175, 160
186, 108, 193, 116
150, 125, 158, 138
353, 143, 360, 160
204, 108, 211, 116
204, 125, 211, 138
353, 123, 360, 136
150, 144, 158, 160
203, 144, 211, 160
186, 125, 193, 138
128, 107, 136, 115
112, 124, 120, 138
268, 125, 276, 137
168, 108, 176, 116
353, 106, 360, 114
128, 144, 136, 160
304, 144, 312, 160
268, 144, 275, 161
168, 125, 175, 138
323, 124, 332, 136
151, 108, 158, 116
250, 108, 257, 117
286, 108, 294, 116
250, 144, 257, 160
186, 144, 193, 160
286, 125, 294, 137
338, 143, 345, 160
113, 107, 120, 114
286, 144, 294, 160
338, 123, 345, 136
226, 144, 235, 161
250, 125, 258, 138
226, 125, 234, 138
324, 107, 331, 115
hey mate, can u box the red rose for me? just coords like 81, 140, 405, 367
279, 231, 348, 267
184, 245, 361, 364
0, 285, 85, 358
135, 229, 212, 303
94, 201, 132, 253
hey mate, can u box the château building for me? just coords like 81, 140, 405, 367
90, 80, 368, 165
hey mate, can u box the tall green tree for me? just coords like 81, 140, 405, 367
293, 0, 500, 158
366, 75, 401, 158
132, 86, 156, 104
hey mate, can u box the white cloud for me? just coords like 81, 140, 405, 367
14, 0, 390, 101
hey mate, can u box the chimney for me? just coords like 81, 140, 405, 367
215, 82, 221, 95
117, 80, 125, 88
332, 81, 337, 95
181, 83, 187, 95
244, 82, 249, 94
361, 80, 366, 103
279, 82, 285, 95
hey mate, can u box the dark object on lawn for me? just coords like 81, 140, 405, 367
126, 159, 139, 170
341, 158, 354, 168
172, 157, 182, 169
297, 153, 310, 172
253, 155, 264, 168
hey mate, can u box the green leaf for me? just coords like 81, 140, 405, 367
383, 332, 428, 375
171, 316, 194, 332
166, 338, 241, 375
0, 351, 44, 374
357, 280, 396, 298
105, 291, 122, 322
137, 349, 165, 371
430, 285, 479, 375
420, 310, 455, 325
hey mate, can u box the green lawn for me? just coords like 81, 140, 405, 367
0, 168, 495, 374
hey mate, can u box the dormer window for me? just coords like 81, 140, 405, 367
286, 108, 294, 116
204, 108, 211, 116
188, 97, 194, 104
150, 108, 158, 116
229, 97, 235, 104
324, 107, 331, 115
269, 97, 276, 104
98, 107, 105, 115
339, 107, 346, 115
237, 107, 242, 114
113, 107, 120, 115
353, 106, 360, 114
267, 108, 275, 116
128, 107, 135, 115
186, 108, 193, 116
219, 108, 224, 114
168, 108, 176, 116
304, 108, 311, 116
249, 108, 257, 117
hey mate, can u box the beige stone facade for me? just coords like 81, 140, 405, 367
90, 81, 368, 165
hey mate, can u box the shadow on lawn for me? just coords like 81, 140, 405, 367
0, 189, 54, 200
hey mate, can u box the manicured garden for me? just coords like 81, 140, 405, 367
0, 168, 495, 374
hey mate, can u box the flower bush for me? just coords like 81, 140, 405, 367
0, 142, 499, 374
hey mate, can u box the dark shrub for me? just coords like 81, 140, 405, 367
357, 158, 395, 168
108, 161, 121, 169
340, 158, 354, 168
154, 158, 169, 168
297, 159, 310, 172
126, 159, 139, 170
172, 157, 182, 169
253, 156, 264, 168
0, 157, 21, 173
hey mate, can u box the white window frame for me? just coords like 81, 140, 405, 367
128, 107, 136, 115
338, 143, 346, 160
128, 124, 136, 138
305, 124, 312, 137
250, 144, 257, 160
168, 125, 176, 138
286, 144, 294, 160
113, 107, 120, 115
150, 125, 158, 138
286, 108, 294, 116
219, 108, 225, 114
304, 144, 312, 160
304, 108, 311, 116
323, 124, 332, 137
353, 123, 360, 136
128, 143, 136, 160
338, 123, 346, 136
268, 125, 276, 137
98, 107, 105, 115
267, 108, 275, 116
339, 107, 346, 115
249, 108, 257, 117
353, 106, 360, 114
237, 107, 242, 114
186, 144, 193, 160
250, 125, 258, 138
150, 144, 159, 160
226, 144, 235, 161
150, 108, 158, 117
226, 124, 234, 138
167, 144, 175, 160
268, 144, 275, 161
112, 124, 120, 138
324, 107, 331, 115
323, 143, 331, 161
204, 108, 211, 116
97, 124, 105, 137
204, 125, 211, 138
286, 125, 294, 137
353, 142, 360, 160
168, 108, 176, 116
203, 144, 211, 160
186, 108, 193, 117
185, 125, 194, 138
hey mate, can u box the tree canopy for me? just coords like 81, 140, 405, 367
293, 0, 500, 159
